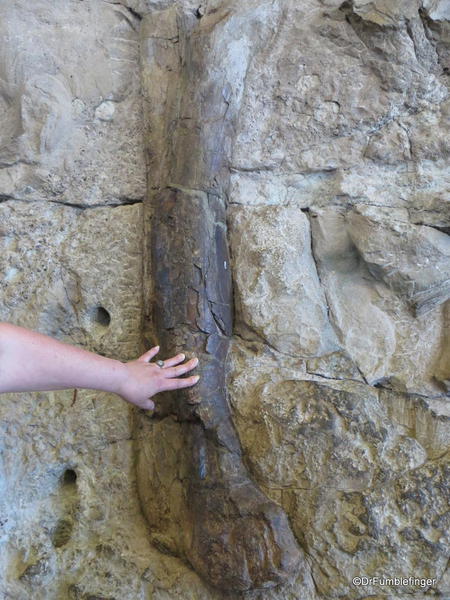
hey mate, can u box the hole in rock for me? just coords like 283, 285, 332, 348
91, 306, 111, 328
62, 469, 77, 486
52, 518, 73, 548
194, 5, 205, 18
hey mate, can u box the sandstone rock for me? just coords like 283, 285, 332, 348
229, 204, 339, 357
310, 207, 446, 395
346, 205, 450, 315
0, 2, 218, 598
0, 0, 146, 206
227, 373, 450, 598
0, 200, 144, 359
0, 199, 219, 599
1, 0, 449, 598
232, 1, 447, 174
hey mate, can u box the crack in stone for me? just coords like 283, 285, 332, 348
412, 222, 450, 236
0, 196, 144, 209
101, 0, 143, 22
305, 370, 365, 385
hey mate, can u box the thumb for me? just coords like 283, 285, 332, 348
142, 399, 155, 410
138, 346, 160, 363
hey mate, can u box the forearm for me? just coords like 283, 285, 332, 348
0, 322, 126, 395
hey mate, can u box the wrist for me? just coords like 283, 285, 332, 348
102, 358, 128, 397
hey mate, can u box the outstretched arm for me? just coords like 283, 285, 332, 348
0, 322, 199, 410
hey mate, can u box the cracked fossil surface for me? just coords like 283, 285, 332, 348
135, 2, 304, 591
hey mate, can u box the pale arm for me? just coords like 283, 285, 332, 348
0, 322, 199, 410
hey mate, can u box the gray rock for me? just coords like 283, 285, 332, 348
230, 204, 339, 357
346, 205, 450, 315
310, 207, 446, 396
0, 0, 146, 206
423, 0, 450, 21
352, 0, 421, 25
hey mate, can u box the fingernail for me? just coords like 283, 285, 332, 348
194, 375, 200, 382
180, 353, 185, 360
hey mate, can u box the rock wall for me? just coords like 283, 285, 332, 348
0, 1, 449, 599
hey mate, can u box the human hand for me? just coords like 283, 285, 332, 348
117, 346, 199, 410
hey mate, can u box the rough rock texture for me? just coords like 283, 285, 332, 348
0, 200, 216, 599
0, 0, 449, 599
0, 2, 218, 599
229, 205, 339, 357
0, 0, 146, 206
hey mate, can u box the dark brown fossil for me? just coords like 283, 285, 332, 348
139, 3, 304, 591
151, 185, 302, 591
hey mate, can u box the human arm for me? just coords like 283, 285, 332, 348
0, 322, 199, 410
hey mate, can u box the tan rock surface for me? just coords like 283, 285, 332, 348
229, 204, 339, 357
0, 0, 449, 598
0, 0, 146, 206
0, 201, 219, 598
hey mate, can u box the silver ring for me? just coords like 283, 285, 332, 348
156, 360, 165, 368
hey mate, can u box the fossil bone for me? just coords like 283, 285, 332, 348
138, 3, 303, 591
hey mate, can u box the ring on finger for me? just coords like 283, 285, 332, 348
156, 359, 165, 368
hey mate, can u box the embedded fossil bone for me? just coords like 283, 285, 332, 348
138, 3, 303, 591
151, 185, 302, 590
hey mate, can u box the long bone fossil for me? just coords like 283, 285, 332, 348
138, 3, 303, 591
